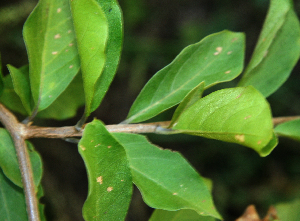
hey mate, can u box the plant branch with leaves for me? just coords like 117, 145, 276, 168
1, 0, 300, 220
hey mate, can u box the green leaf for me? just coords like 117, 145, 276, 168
0, 74, 27, 116
0, 54, 4, 96
113, 133, 221, 219
0, 168, 27, 221
173, 86, 274, 156
169, 82, 205, 128
78, 120, 132, 220
149, 209, 216, 221
90, 0, 123, 113
274, 119, 300, 142
37, 72, 85, 120
125, 30, 245, 123
7, 64, 32, 114
238, 0, 300, 97
275, 198, 300, 220
23, 0, 81, 111
0, 128, 43, 190
70, 0, 109, 116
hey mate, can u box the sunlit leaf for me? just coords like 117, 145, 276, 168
125, 30, 245, 123
238, 0, 300, 97
23, 0, 81, 111
274, 119, 300, 142
169, 82, 205, 128
0, 129, 43, 190
90, 0, 123, 113
149, 209, 216, 221
7, 64, 32, 114
37, 73, 85, 120
70, 0, 108, 116
78, 120, 132, 220
114, 133, 222, 219
173, 86, 274, 156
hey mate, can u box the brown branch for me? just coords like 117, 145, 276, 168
273, 116, 300, 126
0, 104, 40, 221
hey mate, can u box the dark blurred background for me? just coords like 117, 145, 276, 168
1, 0, 300, 220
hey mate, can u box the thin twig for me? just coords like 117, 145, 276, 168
0, 104, 40, 221
273, 116, 300, 126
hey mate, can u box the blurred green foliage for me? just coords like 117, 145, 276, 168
1, 0, 300, 220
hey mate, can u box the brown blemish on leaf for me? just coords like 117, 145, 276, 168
244, 115, 251, 120
90, 140, 94, 143
107, 146, 112, 149
264, 50, 268, 57
227, 51, 232, 55
107, 187, 113, 192
202, 200, 206, 203
57, 8, 61, 13
80, 145, 86, 151
54, 34, 61, 39
231, 37, 238, 42
69, 43, 74, 47
257, 140, 262, 145
67, 30, 72, 34
95, 144, 101, 147
214, 47, 223, 55
172, 193, 178, 195
235, 134, 245, 142
52, 51, 58, 55
69, 65, 73, 69
225, 70, 231, 74
97, 176, 103, 184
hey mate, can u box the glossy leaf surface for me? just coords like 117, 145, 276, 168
78, 120, 132, 220
238, 0, 300, 97
37, 73, 85, 120
126, 30, 245, 123
7, 64, 32, 114
169, 82, 205, 128
0, 129, 43, 189
149, 209, 216, 221
173, 86, 274, 156
70, 0, 108, 116
274, 119, 300, 142
23, 0, 81, 111
90, 0, 123, 113
114, 133, 221, 219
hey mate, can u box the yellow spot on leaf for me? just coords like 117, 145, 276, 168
57, 8, 61, 13
244, 115, 251, 120
235, 134, 245, 142
214, 47, 223, 55
173, 193, 178, 195
69, 65, 73, 69
80, 145, 86, 151
52, 51, 58, 55
264, 50, 268, 57
107, 187, 113, 192
54, 34, 61, 39
97, 176, 103, 184
225, 70, 231, 74
107, 146, 112, 149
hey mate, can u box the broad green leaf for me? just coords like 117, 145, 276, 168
7, 64, 32, 114
238, 0, 300, 97
78, 120, 132, 220
0, 54, 4, 96
113, 133, 221, 219
23, 0, 81, 111
149, 209, 216, 221
259, 132, 278, 157
0, 168, 27, 221
90, 0, 123, 113
0, 128, 43, 189
169, 82, 205, 128
125, 30, 245, 123
173, 86, 274, 156
37, 73, 85, 120
70, 0, 108, 116
274, 119, 300, 142
275, 198, 300, 220
0, 74, 28, 116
